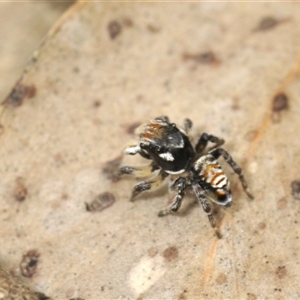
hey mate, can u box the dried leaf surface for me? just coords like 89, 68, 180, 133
0, 2, 300, 299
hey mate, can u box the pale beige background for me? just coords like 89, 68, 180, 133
0, 2, 300, 299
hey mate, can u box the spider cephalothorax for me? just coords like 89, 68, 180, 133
120, 116, 253, 238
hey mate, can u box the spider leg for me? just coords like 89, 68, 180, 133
158, 177, 187, 216
120, 162, 159, 178
124, 144, 151, 159
130, 170, 169, 201
209, 148, 254, 199
192, 183, 222, 239
183, 118, 193, 135
195, 133, 225, 154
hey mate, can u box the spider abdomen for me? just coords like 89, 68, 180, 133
194, 155, 232, 206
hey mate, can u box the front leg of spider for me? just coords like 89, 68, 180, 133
158, 177, 187, 217
209, 147, 254, 199
130, 170, 169, 201
195, 132, 225, 154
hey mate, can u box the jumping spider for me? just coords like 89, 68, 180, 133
120, 116, 253, 238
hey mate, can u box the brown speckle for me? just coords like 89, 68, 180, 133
231, 96, 240, 110
275, 265, 287, 279
148, 247, 158, 258
255, 16, 280, 31
272, 92, 289, 122
108, 20, 122, 39
277, 197, 287, 210
136, 294, 144, 300
163, 246, 178, 262
86, 192, 115, 212
35, 292, 51, 300
257, 222, 266, 231
20, 249, 40, 278
126, 121, 141, 135
178, 292, 186, 300
123, 18, 133, 27
247, 292, 257, 300
272, 93, 288, 112
102, 155, 122, 182
13, 177, 27, 202
244, 129, 258, 142
3, 82, 36, 106
61, 193, 69, 200
182, 51, 220, 65
215, 272, 227, 285
147, 24, 160, 33
93, 100, 101, 108
291, 180, 300, 200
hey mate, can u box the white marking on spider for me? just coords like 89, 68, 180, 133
125, 145, 141, 155
159, 152, 174, 161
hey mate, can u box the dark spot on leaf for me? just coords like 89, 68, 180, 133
163, 246, 178, 262
147, 24, 160, 33
126, 121, 141, 135
272, 93, 288, 112
148, 247, 158, 258
86, 192, 115, 212
61, 193, 69, 200
3, 82, 36, 106
277, 197, 287, 210
108, 20, 122, 39
102, 156, 122, 182
178, 292, 186, 300
93, 100, 101, 108
13, 177, 27, 202
257, 222, 266, 231
275, 265, 287, 279
136, 294, 144, 300
35, 292, 51, 300
123, 18, 133, 27
20, 249, 40, 278
272, 93, 289, 123
256, 16, 279, 31
247, 293, 257, 300
182, 51, 220, 65
291, 180, 300, 200
215, 272, 227, 285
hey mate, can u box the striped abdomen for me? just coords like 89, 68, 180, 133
194, 154, 232, 206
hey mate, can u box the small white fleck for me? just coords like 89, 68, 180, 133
248, 161, 258, 173
159, 152, 174, 161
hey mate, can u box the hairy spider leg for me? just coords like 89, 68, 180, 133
124, 144, 151, 159
130, 170, 169, 201
158, 177, 187, 217
209, 148, 254, 199
192, 183, 222, 239
119, 162, 159, 178
195, 133, 225, 154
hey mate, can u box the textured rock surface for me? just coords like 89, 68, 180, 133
0, 2, 300, 299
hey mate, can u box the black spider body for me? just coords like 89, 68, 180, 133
120, 116, 253, 238
139, 118, 195, 174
